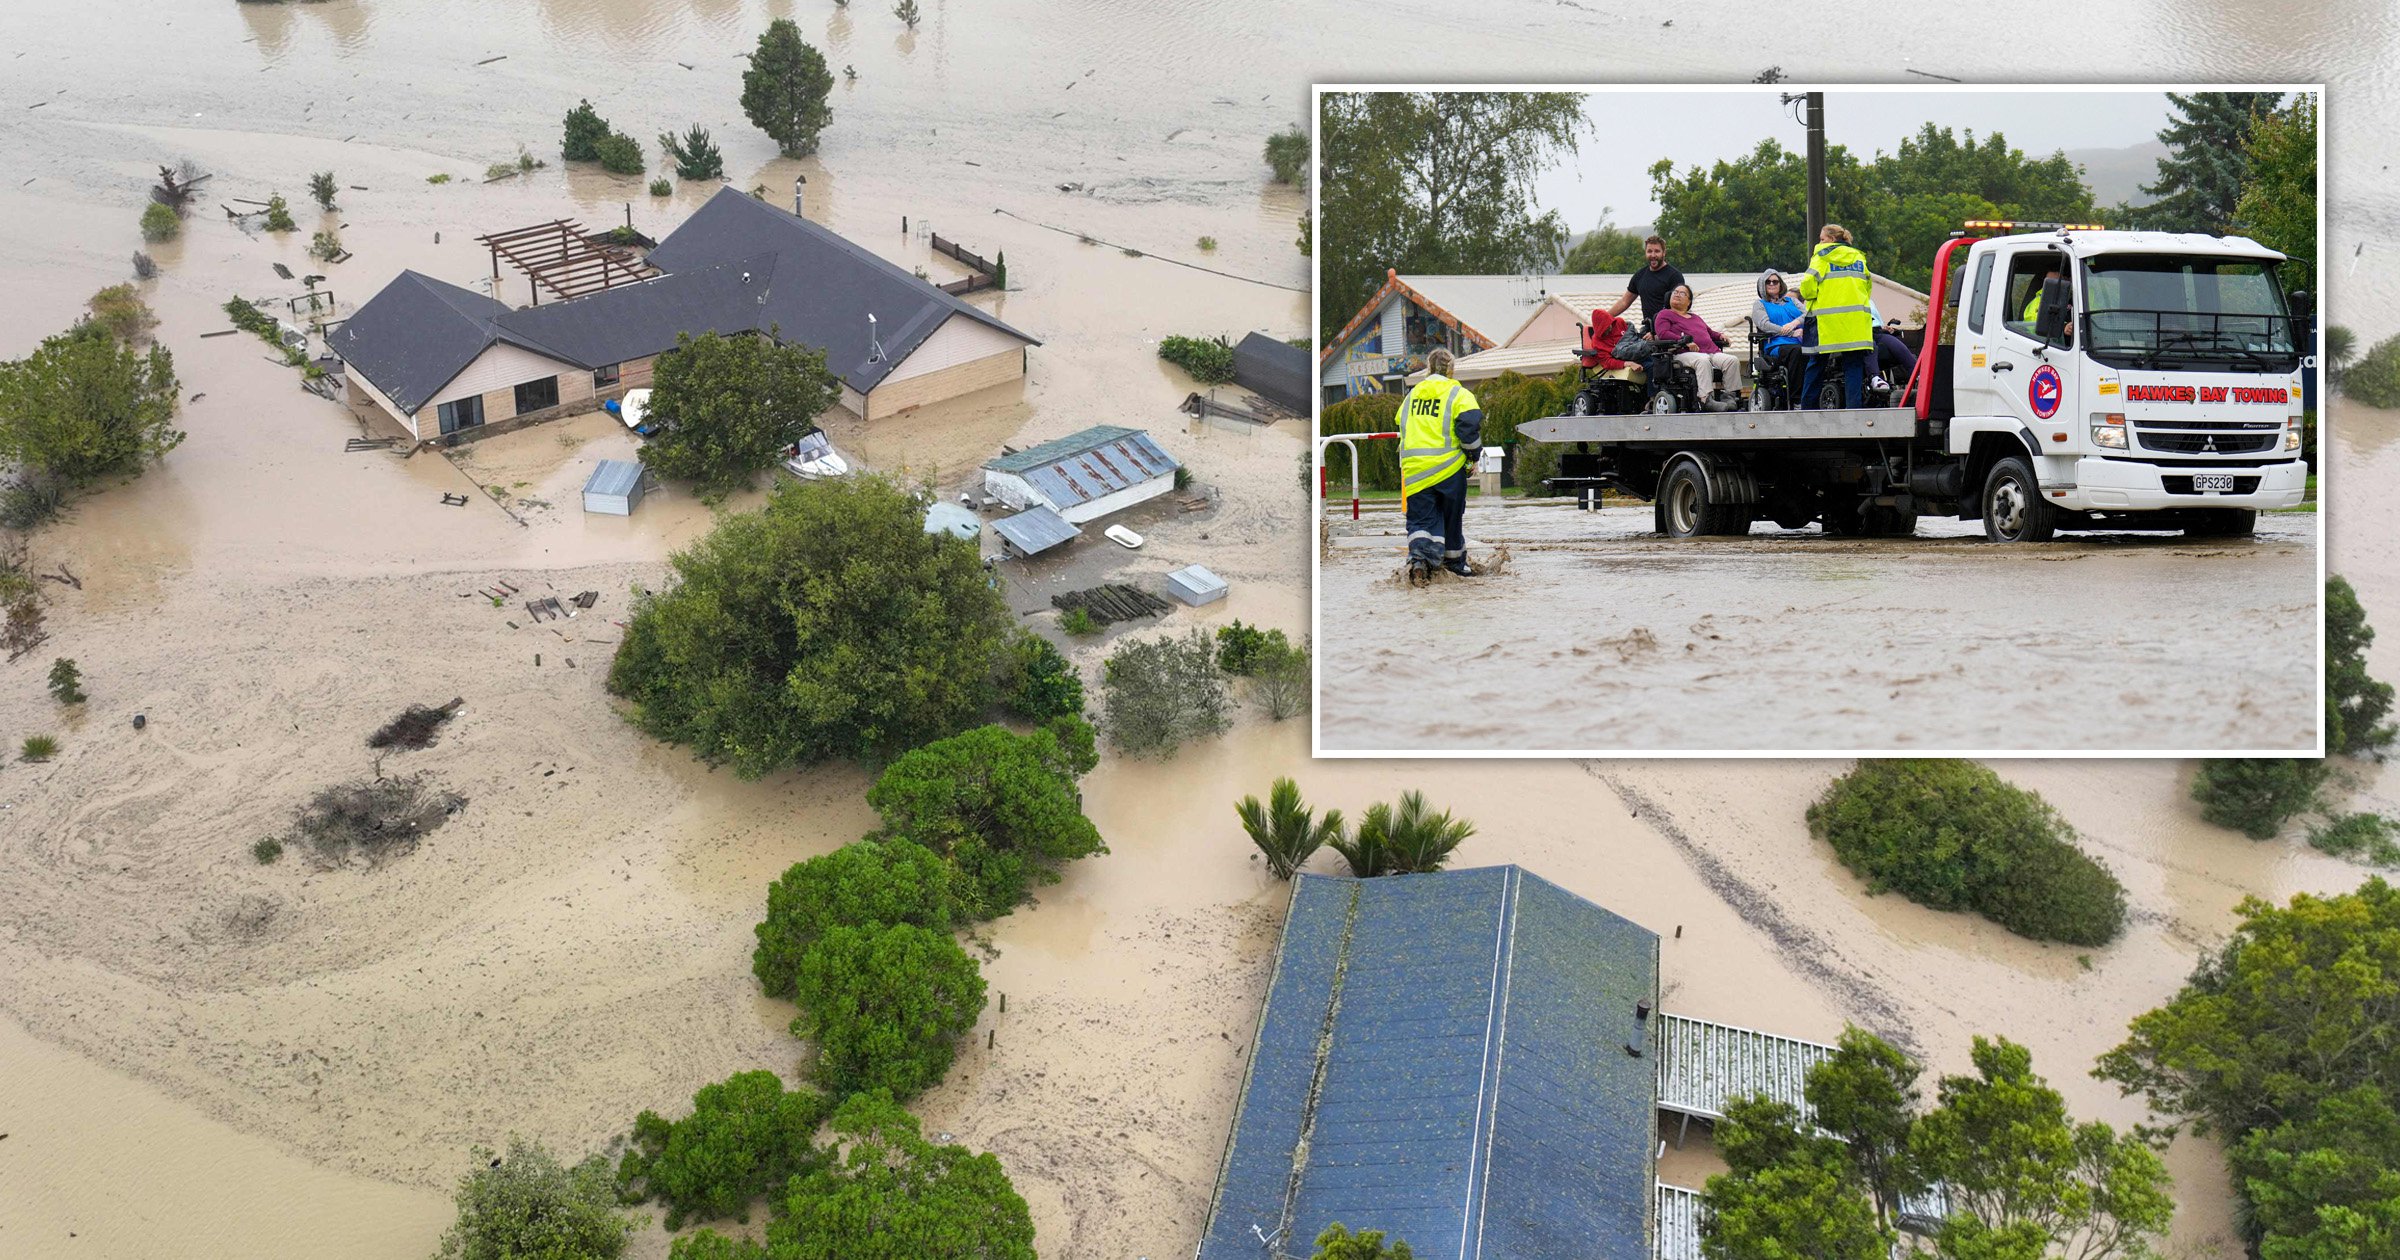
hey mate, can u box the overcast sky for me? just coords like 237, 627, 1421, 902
1534, 88, 2176, 235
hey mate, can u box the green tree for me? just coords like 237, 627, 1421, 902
2234, 1085, 2400, 1260
47, 657, 84, 704
894, 0, 921, 28
995, 628, 1083, 722
2232, 94, 2317, 299
866, 720, 1105, 919
636, 331, 840, 495
742, 20, 835, 158
1701, 1097, 1895, 1260
617, 1071, 831, 1229
1332, 790, 1473, 877
1560, 211, 1647, 274
1101, 628, 1229, 756
309, 170, 338, 209
2326, 325, 2357, 385
2129, 92, 2285, 232
0, 323, 183, 484
563, 98, 611, 161
1648, 139, 1872, 279
1236, 777, 1343, 880
1264, 126, 1309, 185
792, 923, 985, 1100
2329, 574, 2395, 756
606, 475, 1013, 773
139, 201, 179, 243
1159, 334, 1236, 385
758, 1090, 1035, 1260
1313, 1224, 1416, 1259
659, 125, 726, 181
86, 285, 155, 343
2189, 757, 2330, 839
1251, 636, 1311, 722
1806, 760, 2126, 946
1318, 91, 1585, 340
2346, 333, 2400, 409
1805, 1027, 1927, 1226
754, 839, 957, 1000
262, 194, 297, 232
594, 130, 645, 176
436, 1136, 637, 1260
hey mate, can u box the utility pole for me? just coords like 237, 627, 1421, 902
1804, 91, 1826, 245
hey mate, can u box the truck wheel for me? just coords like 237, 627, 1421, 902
2185, 508, 2257, 538
1658, 461, 1741, 538
1980, 455, 2056, 543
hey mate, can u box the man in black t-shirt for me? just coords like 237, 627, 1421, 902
1606, 235, 1686, 333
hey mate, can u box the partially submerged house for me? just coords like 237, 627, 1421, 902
1232, 332, 1310, 414
337, 187, 1039, 442
1198, 866, 1662, 1260
980, 425, 1178, 525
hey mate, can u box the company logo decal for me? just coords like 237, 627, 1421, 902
2028, 364, 2063, 419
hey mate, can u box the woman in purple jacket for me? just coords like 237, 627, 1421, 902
1653, 284, 1742, 403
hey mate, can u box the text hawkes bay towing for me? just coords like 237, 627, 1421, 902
1523, 221, 2312, 542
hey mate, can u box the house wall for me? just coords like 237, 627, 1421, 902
883, 314, 1028, 383
420, 342, 583, 414
345, 366, 423, 440
1057, 475, 1171, 524
865, 346, 1024, 420
1512, 300, 1585, 347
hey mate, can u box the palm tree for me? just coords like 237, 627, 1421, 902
1236, 777, 1343, 880
1336, 790, 1474, 876
2327, 324, 2357, 386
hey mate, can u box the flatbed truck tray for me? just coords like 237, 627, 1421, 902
1521, 406, 1920, 446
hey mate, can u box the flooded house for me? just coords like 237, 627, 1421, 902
980, 425, 1180, 525
335, 186, 1040, 443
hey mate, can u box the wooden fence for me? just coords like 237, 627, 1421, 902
931, 233, 995, 276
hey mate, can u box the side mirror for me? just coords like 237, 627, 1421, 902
2034, 276, 2071, 344
2289, 289, 2316, 336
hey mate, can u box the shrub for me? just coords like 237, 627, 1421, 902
1252, 637, 1311, 721
2191, 757, 2331, 840
742, 19, 835, 158
0, 324, 183, 483
261, 195, 297, 233
1159, 334, 1236, 385
562, 98, 610, 161
308, 171, 338, 209
867, 720, 1104, 919
20, 734, 59, 762
131, 251, 157, 280
1059, 606, 1099, 636
617, 1071, 830, 1229
635, 331, 840, 494
3, 590, 46, 661
87, 284, 157, 343
309, 229, 342, 262
139, 202, 180, 243
1807, 760, 2126, 946
1333, 790, 1473, 876
648, 177, 672, 197
1313, 1225, 1416, 1259
607, 476, 1012, 773
1216, 620, 1290, 675
1264, 126, 1309, 185
2329, 575, 2396, 756
1101, 629, 1228, 756
659, 124, 726, 180
996, 628, 1083, 721
1317, 391, 1404, 490
792, 923, 985, 1100
426, 173, 453, 185
1197, 235, 1218, 251
894, 0, 921, 27
2306, 812, 2400, 865
436, 1136, 636, 1260
252, 836, 283, 864
1, 474, 66, 530
756, 1090, 1035, 1259
2347, 333, 2400, 408
47, 657, 84, 704
753, 839, 956, 1000
293, 772, 463, 868
1237, 777, 1341, 879
594, 131, 645, 175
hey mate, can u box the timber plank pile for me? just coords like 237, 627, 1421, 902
1052, 584, 1170, 626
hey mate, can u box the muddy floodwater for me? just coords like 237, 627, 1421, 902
1317, 502, 2319, 753
0, 1, 2395, 1258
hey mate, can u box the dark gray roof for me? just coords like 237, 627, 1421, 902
1199, 866, 1661, 1260
334, 271, 524, 414
984, 425, 1176, 510
1233, 332, 1311, 412
991, 504, 1080, 555
340, 188, 1038, 409
646, 188, 1039, 391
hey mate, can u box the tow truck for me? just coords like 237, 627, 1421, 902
1524, 221, 2312, 541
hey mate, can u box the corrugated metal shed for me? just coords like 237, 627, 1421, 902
1198, 867, 1661, 1260
985, 425, 1178, 511
1232, 332, 1310, 413
1164, 564, 1227, 606
581, 459, 645, 515
991, 505, 1080, 555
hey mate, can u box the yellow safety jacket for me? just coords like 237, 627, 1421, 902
1399, 374, 1478, 495
2022, 291, 2042, 322
1799, 242, 1874, 355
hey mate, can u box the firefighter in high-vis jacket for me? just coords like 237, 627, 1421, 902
1399, 347, 1484, 584
1797, 224, 1875, 409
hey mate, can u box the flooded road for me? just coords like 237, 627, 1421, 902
0, 1, 2393, 1258
1319, 502, 2319, 753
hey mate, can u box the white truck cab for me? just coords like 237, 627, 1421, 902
1944, 227, 2308, 523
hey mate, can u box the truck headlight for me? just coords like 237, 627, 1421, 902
2092, 425, 2127, 449
2286, 428, 2301, 451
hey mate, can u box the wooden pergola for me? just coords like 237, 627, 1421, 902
475, 219, 651, 306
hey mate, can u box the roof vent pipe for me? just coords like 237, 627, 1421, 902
794, 174, 807, 219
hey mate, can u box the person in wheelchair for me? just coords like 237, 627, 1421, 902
1748, 270, 1804, 410
1653, 284, 1743, 409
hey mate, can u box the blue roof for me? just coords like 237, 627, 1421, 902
1199, 866, 1660, 1260
985, 426, 1177, 510
991, 504, 1080, 554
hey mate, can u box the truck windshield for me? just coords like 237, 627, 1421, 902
2082, 255, 2299, 372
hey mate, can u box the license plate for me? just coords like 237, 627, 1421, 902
2192, 473, 2236, 493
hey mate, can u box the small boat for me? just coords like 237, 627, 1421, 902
1104, 524, 1144, 549
781, 431, 851, 480
611, 388, 659, 437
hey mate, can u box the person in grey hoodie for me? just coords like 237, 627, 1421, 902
1749, 270, 1806, 409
